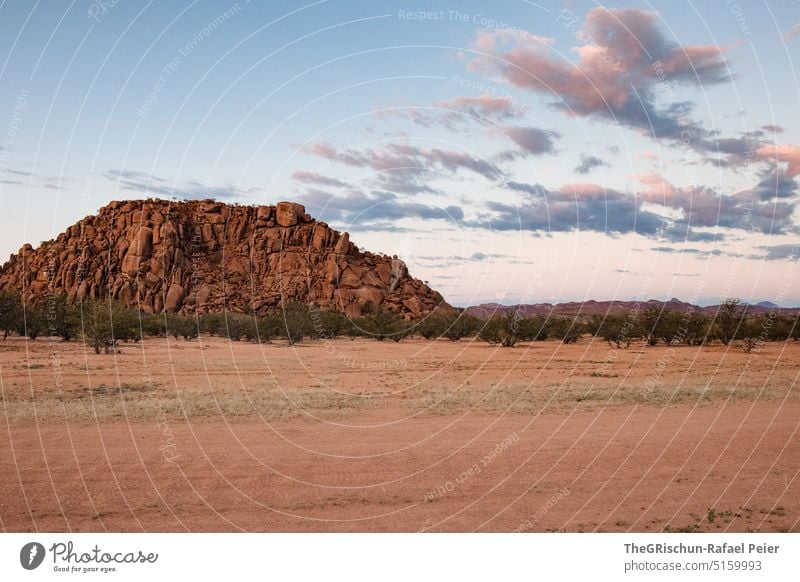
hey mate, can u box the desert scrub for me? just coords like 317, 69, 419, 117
3, 382, 377, 422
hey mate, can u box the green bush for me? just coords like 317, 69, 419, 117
225, 313, 254, 341
0, 291, 21, 340
547, 317, 582, 344
81, 299, 139, 353
279, 303, 314, 345
359, 308, 408, 341
15, 304, 46, 339
478, 312, 532, 347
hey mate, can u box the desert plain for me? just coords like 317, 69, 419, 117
0, 335, 798, 532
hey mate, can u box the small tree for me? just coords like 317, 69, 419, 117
82, 299, 133, 354
225, 313, 254, 342
683, 311, 711, 345
255, 314, 281, 343
441, 310, 480, 341
416, 313, 447, 339
0, 291, 21, 340
716, 298, 743, 345
657, 311, 681, 345
49, 295, 80, 341
15, 304, 46, 339
199, 312, 225, 336
360, 308, 407, 341
313, 310, 350, 339
281, 302, 313, 345
142, 314, 167, 337
603, 314, 632, 349
640, 307, 662, 346
548, 317, 583, 344
478, 313, 526, 347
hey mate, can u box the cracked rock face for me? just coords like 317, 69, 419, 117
0, 199, 449, 319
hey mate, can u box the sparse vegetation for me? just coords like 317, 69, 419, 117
0, 293, 796, 356
358, 305, 408, 342
715, 298, 745, 345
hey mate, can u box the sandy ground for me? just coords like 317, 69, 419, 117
1, 335, 798, 532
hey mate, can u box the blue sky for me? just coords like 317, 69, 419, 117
1, 0, 799, 306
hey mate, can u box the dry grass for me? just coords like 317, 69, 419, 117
5, 377, 796, 423
411, 381, 799, 415
1, 382, 378, 423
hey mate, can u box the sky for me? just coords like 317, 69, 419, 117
0, 0, 799, 307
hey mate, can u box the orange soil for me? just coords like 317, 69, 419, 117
1, 336, 798, 532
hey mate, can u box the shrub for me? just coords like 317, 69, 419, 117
740, 337, 760, 353
311, 310, 350, 339
359, 308, 407, 341
280, 303, 313, 345
49, 295, 80, 341
416, 313, 447, 339
548, 317, 583, 344
15, 304, 46, 339
715, 298, 744, 345
256, 314, 281, 342
441, 310, 480, 341
0, 291, 21, 340
141, 314, 167, 337
199, 312, 225, 336
602, 314, 633, 349
225, 313, 254, 341
478, 312, 532, 347
164, 314, 199, 341
81, 299, 138, 354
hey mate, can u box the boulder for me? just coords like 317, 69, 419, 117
276, 201, 305, 227
164, 283, 185, 312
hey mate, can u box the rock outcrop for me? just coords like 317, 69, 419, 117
0, 199, 448, 319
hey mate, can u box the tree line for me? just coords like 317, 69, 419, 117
0, 291, 413, 353
0, 292, 797, 353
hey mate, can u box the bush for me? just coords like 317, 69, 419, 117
280, 303, 313, 345
172, 315, 199, 341
0, 291, 21, 340
478, 312, 531, 347
199, 313, 225, 336
682, 311, 711, 345
142, 314, 167, 337
740, 336, 760, 353
311, 310, 350, 339
48, 295, 80, 341
548, 317, 583, 344
440, 310, 480, 341
359, 308, 408, 341
81, 299, 138, 354
15, 304, 46, 339
416, 313, 447, 339
255, 314, 281, 342
602, 314, 634, 349
714, 298, 744, 345
225, 313, 254, 341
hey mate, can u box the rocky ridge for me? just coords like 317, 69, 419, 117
0, 199, 448, 319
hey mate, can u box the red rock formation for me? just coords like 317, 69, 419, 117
0, 199, 448, 319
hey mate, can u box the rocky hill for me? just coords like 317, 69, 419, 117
0, 199, 448, 319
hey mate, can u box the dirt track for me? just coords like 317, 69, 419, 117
1, 336, 798, 532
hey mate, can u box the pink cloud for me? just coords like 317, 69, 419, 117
755, 144, 800, 177
468, 8, 731, 145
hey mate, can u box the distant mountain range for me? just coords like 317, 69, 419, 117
465, 298, 800, 319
